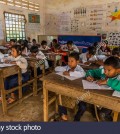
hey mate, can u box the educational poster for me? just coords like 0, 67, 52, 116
28, 14, 40, 23
87, 5, 105, 32
45, 14, 59, 34
106, 2, 120, 32
58, 12, 71, 33
107, 32, 120, 45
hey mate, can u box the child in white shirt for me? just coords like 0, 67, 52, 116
55, 52, 85, 121
4, 45, 29, 103
39, 40, 50, 51
80, 46, 97, 65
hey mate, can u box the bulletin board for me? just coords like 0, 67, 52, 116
28, 14, 40, 23
58, 35, 101, 47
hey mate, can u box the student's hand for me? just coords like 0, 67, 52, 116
63, 71, 70, 76
10, 61, 16, 64
4, 60, 11, 63
86, 76, 94, 82
96, 79, 107, 85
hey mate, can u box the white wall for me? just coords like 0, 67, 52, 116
45, 0, 120, 35
0, 0, 45, 44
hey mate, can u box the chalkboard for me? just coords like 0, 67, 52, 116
58, 35, 101, 47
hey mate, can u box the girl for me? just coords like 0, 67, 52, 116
4, 45, 30, 103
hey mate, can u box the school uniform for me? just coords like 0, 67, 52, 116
79, 52, 97, 63
61, 44, 79, 53
55, 65, 86, 121
4, 55, 29, 92
55, 65, 85, 78
39, 46, 50, 51
0, 52, 4, 60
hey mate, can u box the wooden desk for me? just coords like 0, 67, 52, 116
80, 63, 100, 71
43, 73, 120, 122
45, 53, 62, 68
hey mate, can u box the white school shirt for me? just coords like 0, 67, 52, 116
36, 51, 49, 69
55, 65, 86, 78
61, 44, 79, 53
39, 46, 50, 51
79, 52, 97, 63
0, 52, 4, 59
7, 55, 28, 73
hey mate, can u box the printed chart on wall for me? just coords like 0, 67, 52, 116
106, 2, 120, 32
87, 5, 105, 32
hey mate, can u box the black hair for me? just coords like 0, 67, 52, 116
69, 52, 79, 61
112, 47, 120, 57
30, 46, 39, 53
10, 39, 16, 43
52, 39, 57, 43
93, 42, 98, 47
67, 41, 73, 45
54, 44, 60, 49
41, 40, 47, 46
11, 45, 22, 55
21, 40, 28, 51
32, 39, 36, 42
87, 46, 96, 55
104, 56, 120, 69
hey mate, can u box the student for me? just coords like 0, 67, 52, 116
21, 40, 29, 56
85, 56, 120, 121
112, 47, 120, 58
0, 51, 4, 60
39, 40, 50, 51
79, 46, 97, 65
61, 41, 79, 53
4, 45, 29, 103
98, 40, 111, 55
29, 46, 49, 75
55, 52, 86, 121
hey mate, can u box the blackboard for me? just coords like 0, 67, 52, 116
58, 35, 101, 47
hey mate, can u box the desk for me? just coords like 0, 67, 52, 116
45, 53, 62, 68
80, 63, 100, 71
43, 73, 120, 122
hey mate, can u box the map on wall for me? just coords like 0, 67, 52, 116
28, 14, 40, 23
106, 2, 120, 32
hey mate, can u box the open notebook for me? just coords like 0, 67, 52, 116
112, 91, 120, 98
0, 63, 15, 68
82, 80, 112, 90
56, 72, 81, 81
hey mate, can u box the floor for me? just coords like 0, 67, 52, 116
0, 90, 119, 122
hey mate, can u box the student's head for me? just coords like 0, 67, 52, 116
21, 40, 28, 51
32, 39, 36, 45
87, 46, 96, 58
11, 45, 22, 58
104, 56, 120, 78
112, 47, 120, 58
68, 52, 79, 69
41, 40, 47, 49
30, 46, 39, 56
93, 42, 98, 47
67, 41, 73, 50
101, 40, 108, 48
52, 39, 57, 45
10, 39, 16, 46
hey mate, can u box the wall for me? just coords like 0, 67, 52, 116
45, 0, 120, 38
0, 0, 45, 44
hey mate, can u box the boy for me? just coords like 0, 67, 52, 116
55, 52, 86, 121
112, 47, 120, 58
85, 56, 120, 121
40, 40, 50, 51
29, 46, 49, 76
79, 46, 97, 65
61, 41, 79, 53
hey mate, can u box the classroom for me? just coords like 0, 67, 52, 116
0, 0, 120, 122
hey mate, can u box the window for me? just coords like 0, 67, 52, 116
0, 0, 40, 11
4, 12, 26, 41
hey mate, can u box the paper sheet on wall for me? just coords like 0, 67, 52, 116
82, 80, 112, 90
56, 72, 80, 81
0, 20, 4, 40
